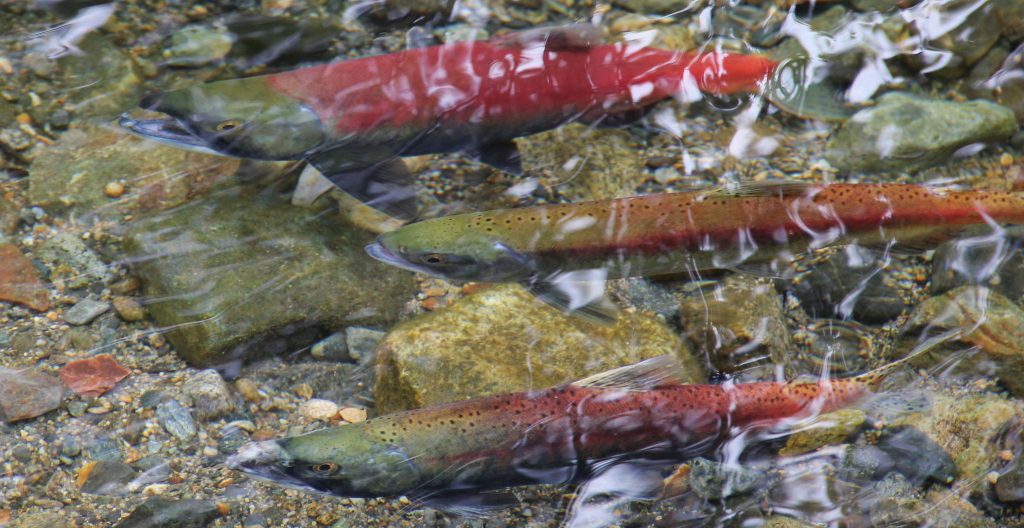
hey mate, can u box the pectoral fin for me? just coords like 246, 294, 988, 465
467, 140, 522, 175
307, 152, 419, 220
523, 270, 620, 324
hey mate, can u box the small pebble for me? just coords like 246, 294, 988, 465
104, 181, 125, 198
112, 296, 145, 321
1001, 153, 1015, 167
293, 383, 314, 400
235, 378, 264, 403
338, 407, 367, 423
63, 297, 110, 326
299, 399, 339, 421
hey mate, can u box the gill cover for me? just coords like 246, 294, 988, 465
134, 76, 326, 160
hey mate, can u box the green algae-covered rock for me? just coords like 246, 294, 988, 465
891, 391, 1022, 485
826, 93, 1017, 173
895, 286, 1024, 397
123, 187, 416, 368
779, 408, 866, 457
29, 123, 245, 218
518, 123, 647, 201
679, 276, 796, 381
374, 283, 703, 413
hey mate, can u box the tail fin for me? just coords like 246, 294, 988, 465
850, 342, 936, 390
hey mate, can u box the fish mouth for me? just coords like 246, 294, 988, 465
227, 440, 319, 493
118, 114, 220, 155
365, 241, 432, 275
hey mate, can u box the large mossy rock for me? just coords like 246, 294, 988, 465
123, 187, 416, 368
374, 283, 704, 413
826, 92, 1016, 173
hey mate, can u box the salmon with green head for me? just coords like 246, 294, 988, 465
367, 182, 1024, 320
227, 349, 930, 514
122, 24, 777, 220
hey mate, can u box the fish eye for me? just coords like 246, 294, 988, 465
310, 462, 338, 475
215, 119, 243, 132
422, 253, 446, 265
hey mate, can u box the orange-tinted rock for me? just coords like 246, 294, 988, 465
59, 354, 131, 397
0, 244, 50, 311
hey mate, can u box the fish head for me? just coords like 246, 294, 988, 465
120, 77, 326, 160
227, 425, 422, 497
366, 221, 535, 282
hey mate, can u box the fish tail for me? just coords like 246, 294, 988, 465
850, 342, 934, 390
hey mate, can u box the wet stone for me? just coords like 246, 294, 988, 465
111, 296, 146, 322
800, 319, 875, 377
518, 124, 647, 201
113, 496, 220, 528
890, 390, 1022, 485
826, 92, 1017, 173
0, 243, 50, 311
37, 233, 112, 289
896, 286, 1024, 397
55, 34, 142, 118
85, 433, 123, 462
182, 369, 235, 421
863, 473, 924, 526
29, 123, 244, 219
875, 426, 957, 485
839, 444, 896, 484
164, 25, 235, 67
779, 408, 866, 456
309, 330, 348, 361
792, 247, 908, 324
688, 458, 769, 500
0, 196, 21, 235
156, 400, 197, 441
0, 368, 66, 422
80, 460, 136, 495
997, 457, 1024, 503
375, 283, 703, 413
679, 275, 795, 380
345, 327, 385, 364
59, 354, 131, 397
614, 278, 680, 321
10, 513, 72, 528
123, 187, 415, 368
903, 0, 1001, 79
63, 296, 110, 326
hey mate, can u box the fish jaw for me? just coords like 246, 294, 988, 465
227, 440, 319, 493
364, 240, 438, 276
117, 115, 222, 156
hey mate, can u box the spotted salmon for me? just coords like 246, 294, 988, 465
119, 24, 777, 219
227, 353, 919, 514
366, 182, 1024, 320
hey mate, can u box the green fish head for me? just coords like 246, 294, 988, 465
366, 221, 535, 282
120, 77, 326, 160
228, 425, 422, 497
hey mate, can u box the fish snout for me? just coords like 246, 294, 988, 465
227, 440, 290, 473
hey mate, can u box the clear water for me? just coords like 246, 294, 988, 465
2, 0, 1024, 527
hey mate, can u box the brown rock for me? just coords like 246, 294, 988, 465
59, 354, 131, 397
0, 243, 50, 311
111, 296, 146, 322
0, 368, 67, 422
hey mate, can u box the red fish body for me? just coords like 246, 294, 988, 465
125, 25, 777, 218
268, 39, 775, 149
229, 356, 897, 506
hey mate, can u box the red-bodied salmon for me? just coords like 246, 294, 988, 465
226, 353, 918, 513
366, 182, 1024, 320
119, 24, 777, 218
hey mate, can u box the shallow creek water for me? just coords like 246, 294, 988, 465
4, 1, 1024, 527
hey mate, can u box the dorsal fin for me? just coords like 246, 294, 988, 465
572, 355, 688, 391
699, 180, 816, 200
492, 24, 604, 52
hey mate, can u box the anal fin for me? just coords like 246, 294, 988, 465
308, 153, 419, 221
416, 490, 519, 518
